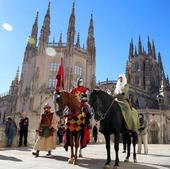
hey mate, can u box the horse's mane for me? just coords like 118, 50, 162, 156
90, 89, 113, 111
91, 89, 113, 100
61, 91, 81, 113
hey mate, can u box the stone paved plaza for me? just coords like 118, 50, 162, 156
0, 144, 170, 169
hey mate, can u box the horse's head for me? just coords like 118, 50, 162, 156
54, 90, 81, 118
54, 91, 68, 118
89, 89, 106, 121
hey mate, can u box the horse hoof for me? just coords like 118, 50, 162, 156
124, 159, 129, 162
68, 158, 73, 164
134, 159, 137, 163
73, 160, 77, 165
113, 166, 119, 169
79, 154, 83, 158
103, 164, 110, 169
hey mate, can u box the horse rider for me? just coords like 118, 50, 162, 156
70, 77, 91, 157
70, 77, 89, 101
113, 74, 140, 133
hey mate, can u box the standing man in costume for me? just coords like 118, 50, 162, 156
32, 103, 58, 157
113, 74, 139, 133
18, 112, 29, 147
138, 113, 148, 155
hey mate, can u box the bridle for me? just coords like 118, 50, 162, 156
54, 91, 65, 116
93, 93, 115, 121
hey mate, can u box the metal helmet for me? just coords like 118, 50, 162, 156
77, 77, 83, 87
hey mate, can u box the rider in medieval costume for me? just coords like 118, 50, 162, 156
70, 77, 89, 101
64, 78, 91, 157
32, 103, 58, 157
113, 74, 140, 133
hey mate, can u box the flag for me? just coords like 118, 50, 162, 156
56, 58, 64, 91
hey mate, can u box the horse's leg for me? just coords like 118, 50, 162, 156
133, 132, 138, 163
114, 132, 120, 167
103, 133, 111, 168
125, 132, 131, 162
79, 148, 83, 157
73, 132, 81, 165
79, 131, 83, 157
68, 133, 74, 164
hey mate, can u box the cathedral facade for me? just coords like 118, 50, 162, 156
98, 37, 170, 144
0, 2, 96, 146
16, 2, 96, 116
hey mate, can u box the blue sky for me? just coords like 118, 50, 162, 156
0, 0, 170, 93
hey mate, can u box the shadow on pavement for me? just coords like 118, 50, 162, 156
41, 155, 158, 169
0, 147, 32, 152
42, 155, 68, 161
77, 159, 158, 169
0, 155, 22, 162
147, 153, 170, 158
143, 162, 170, 169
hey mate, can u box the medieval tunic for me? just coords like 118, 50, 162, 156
63, 86, 90, 150
70, 86, 88, 101
33, 112, 58, 151
115, 84, 140, 132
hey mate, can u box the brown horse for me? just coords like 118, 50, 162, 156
55, 91, 86, 165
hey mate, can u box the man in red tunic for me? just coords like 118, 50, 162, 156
70, 78, 91, 157
70, 77, 89, 101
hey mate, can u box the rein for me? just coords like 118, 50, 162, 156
97, 99, 115, 121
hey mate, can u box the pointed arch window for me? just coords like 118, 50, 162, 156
50, 63, 59, 72
48, 79, 56, 88
74, 65, 82, 76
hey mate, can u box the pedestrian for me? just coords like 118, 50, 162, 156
138, 113, 148, 155
57, 124, 64, 144
32, 103, 58, 157
5, 116, 17, 147
18, 112, 29, 147
92, 124, 98, 143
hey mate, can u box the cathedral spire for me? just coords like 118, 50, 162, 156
58, 32, 62, 43
142, 47, 146, 55
30, 11, 38, 46
53, 36, 55, 44
138, 36, 142, 55
86, 13, 96, 89
158, 52, 164, 73
76, 32, 80, 48
67, 0, 75, 48
26, 12, 38, 47
152, 40, 156, 59
135, 46, 138, 57
38, 2, 51, 53
15, 67, 19, 84
129, 38, 134, 59
88, 14, 94, 38
87, 14, 95, 54
147, 36, 152, 56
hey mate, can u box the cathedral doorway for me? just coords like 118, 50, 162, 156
150, 122, 159, 144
